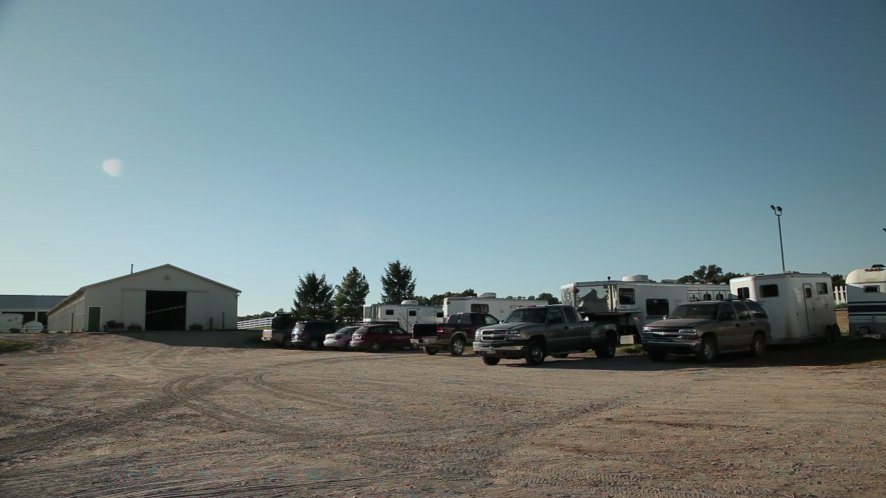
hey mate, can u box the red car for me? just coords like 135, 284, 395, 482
349, 323, 414, 352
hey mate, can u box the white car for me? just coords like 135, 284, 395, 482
323, 326, 359, 350
21, 321, 46, 333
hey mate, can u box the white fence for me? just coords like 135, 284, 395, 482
834, 285, 847, 305
236, 317, 273, 330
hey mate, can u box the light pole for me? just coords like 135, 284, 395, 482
770, 205, 785, 273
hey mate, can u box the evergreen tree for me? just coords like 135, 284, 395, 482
380, 260, 416, 304
334, 267, 370, 324
293, 272, 335, 320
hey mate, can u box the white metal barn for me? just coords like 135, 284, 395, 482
47, 264, 240, 333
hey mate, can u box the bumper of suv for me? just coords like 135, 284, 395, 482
641, 336, 702, 355
473, 341, 527, 358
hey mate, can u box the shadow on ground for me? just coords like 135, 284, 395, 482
113, 330, 273, 349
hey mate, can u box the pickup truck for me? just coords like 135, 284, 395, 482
411, 312, 500, 356
473, 304, 619, 366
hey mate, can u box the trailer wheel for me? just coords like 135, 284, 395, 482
751, 332, 766, 358
482, 355, 501, 366
525, 340, 546, 366
424, 346, 438, 355
825, 325, 840, 343
697, 336, 718, 363
450, 336, 466, 356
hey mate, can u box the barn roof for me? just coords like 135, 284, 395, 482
48, 264, 241, 314
0, 295, 67, 311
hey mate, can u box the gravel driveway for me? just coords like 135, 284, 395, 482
1, 331, 884, 497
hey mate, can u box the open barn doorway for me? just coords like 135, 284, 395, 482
145, 291, 187, 331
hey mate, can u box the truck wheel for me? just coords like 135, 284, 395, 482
450, 337, 466, 356
697, 336, 718, 363
525, 340, 545, 366
424, 347, 438, 355
648, 350, 667, 362
594, 334, 617, 359
309, 339, 321, 350
751, 332, 766, 358
482, 356, 501, 366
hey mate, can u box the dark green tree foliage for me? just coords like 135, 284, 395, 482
831, 274, 845, 288
536, 292, 560, 304
677, 265, 744, 284
380, 260, 416, 304
425, 289, 476, 306
293, 272, 334, 320
334, 267, 370, 324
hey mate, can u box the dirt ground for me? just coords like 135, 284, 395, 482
1, 331, 884, 498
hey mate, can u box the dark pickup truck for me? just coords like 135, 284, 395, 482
411, 312, 500, 356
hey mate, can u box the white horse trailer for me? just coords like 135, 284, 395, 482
729, 273, 840, 344
560, 275, 730, 340
362, 300, 443, 331
845, 264, 886, 339
443, 293, 548, 321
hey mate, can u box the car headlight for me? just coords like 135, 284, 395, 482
474, 331, 482, 341
642, 327, 652, 332
677, 328, 699, 339
507, 329, 520, 337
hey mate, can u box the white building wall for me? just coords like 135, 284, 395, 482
48, 265, 239, 332
48, 295, 87, 332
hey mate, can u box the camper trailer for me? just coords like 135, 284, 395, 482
362, 301, 444, 332
729, 273, 840, 344
1, 313, 24, 333
443, 293, 548, 321
560, 275, 730, 340
845, 264, 886, 339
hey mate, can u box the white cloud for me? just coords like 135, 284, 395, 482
102, 158, 123, 177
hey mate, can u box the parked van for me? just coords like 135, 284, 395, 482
729, 273, 840, 344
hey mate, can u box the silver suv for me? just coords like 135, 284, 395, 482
640, 299, 770, 362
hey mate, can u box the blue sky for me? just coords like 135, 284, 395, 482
1, 0, 884, 315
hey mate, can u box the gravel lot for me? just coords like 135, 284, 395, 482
1, 331, 884, 498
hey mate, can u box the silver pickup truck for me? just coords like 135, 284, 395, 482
473, 304, 619, 366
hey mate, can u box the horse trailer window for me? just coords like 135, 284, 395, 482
760, 284, 779, 298
816, 282, 829, 295
736, 287, 750, 299
408, 310, 417, 316
385, 309, 394, 316
646, 299, 669, 317
864, 286, 880, 293
619, 288, 635, 305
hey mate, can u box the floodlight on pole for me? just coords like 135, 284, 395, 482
770, 205, 785, 273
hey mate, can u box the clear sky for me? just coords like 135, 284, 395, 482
1, 0, 884, 316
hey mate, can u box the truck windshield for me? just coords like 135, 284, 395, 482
504, 308, 547, 324
668, 304, 718, 320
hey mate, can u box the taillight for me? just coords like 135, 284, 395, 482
436, 325, 444, 334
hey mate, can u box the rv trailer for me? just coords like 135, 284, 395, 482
362, 301, 444, 332
845, 264, 886, 339
443, 293, 548, 321
560, 275, 730, 341
729, 273, 840, 344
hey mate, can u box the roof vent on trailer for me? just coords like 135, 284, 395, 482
400, 300, 419, 305
868, 264, 885, 271
622, 274, 650, 282
478, 292, 496, 298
